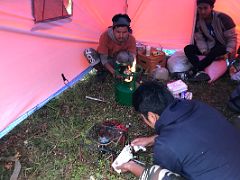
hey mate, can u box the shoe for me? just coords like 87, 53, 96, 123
84, 48, 100, 66
171, 70, 194, 81
188, 71, 210, 82
184, 70, 195, 79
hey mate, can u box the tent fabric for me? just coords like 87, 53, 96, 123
33, 0, 72, 22
0, 0, 240, 138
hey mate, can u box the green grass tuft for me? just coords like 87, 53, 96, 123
0, 72, 238, 179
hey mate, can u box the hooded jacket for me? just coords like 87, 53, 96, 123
97, 27, 136, 65
194, 10, 237, 55
153, 100, 240, 180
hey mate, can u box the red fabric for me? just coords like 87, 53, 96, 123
33, 0, 71, 22
97, 30, 136, 57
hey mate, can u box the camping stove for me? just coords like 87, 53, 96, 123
88, 120, 129, 160
114, 62, 138, 106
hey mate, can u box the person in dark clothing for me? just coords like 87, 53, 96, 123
184, 0, 237, 82
118, 81, 240, 180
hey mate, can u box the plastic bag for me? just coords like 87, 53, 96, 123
167, 51, 193, 73
151, 65, 169, 80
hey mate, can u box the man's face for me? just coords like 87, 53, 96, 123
113, 26, 129, 43
197, 3, 213, 19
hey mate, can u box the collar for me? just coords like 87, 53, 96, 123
154, 99, 196, 134
198, 11, 216, 40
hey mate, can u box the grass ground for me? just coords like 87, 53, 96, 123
0, 71, 239, 180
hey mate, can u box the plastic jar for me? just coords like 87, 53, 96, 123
151, 65, 169, 80
146, 45, 151, 56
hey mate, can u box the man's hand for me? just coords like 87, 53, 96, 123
113, 73, 123, 80
104, 63, 115, 75
131, 135, 158, 147
117, 160, 145, 177
116, 160, 135, 173
103, 63, 124, 79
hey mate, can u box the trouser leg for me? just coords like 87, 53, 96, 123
198, 43, 226, 70
94, 63, 105, 71
184, 44, 201, 72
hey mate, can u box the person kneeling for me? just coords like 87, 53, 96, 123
118, 81, 240, 179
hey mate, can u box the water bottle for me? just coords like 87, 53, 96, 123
151, 65, 169, 81
146, 45, 151, 56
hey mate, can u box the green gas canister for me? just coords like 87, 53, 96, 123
114, 62, 139, 106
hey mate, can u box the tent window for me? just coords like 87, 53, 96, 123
32, 0, 73, 23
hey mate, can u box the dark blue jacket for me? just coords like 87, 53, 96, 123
153, 100, 240, 180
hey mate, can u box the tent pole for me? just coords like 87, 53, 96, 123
62, 0, 64, 16
190, 1, 198, 44
125, 0, 128, 14
42, 0, 45, 21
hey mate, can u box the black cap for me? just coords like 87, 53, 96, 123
197, 0, 216, 7
112, 14, 131, 27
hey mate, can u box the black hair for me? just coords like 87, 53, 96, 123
197, 0, 216, 7
132, 81, 174, 117
112, 14, 131, 25
111, 14, 132, 33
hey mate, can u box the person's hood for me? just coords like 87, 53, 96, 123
107, 27, 118, 43
155, 99, 197, 134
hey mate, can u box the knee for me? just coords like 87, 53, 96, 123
184, 45, 194, 53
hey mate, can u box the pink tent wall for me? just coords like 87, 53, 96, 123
128, 0, 196, 48
0, 0, 239, 138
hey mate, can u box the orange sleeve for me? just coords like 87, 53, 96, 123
128, 35, 137, 55
97, 32, 109, 55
